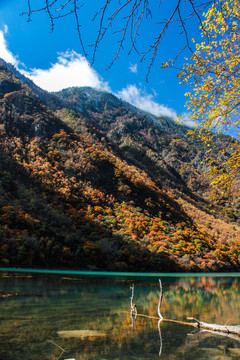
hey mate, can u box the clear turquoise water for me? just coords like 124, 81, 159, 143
1, 270, 240, 360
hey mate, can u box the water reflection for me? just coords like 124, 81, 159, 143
129, 281, 163, 355
0, 274, 240, 359
129, 284, 137, 327
158, 319, 163, 357
126, 277, 240, 359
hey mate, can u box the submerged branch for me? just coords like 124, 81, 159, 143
125, 279, 240, 345
187, 317, 240, 336
0, 291, 42, 299
47, 339, 65, 360
124, 312, 240, 339
197, 329, 240, 343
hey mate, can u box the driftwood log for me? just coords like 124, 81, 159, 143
187, 317, 240, 336
127, 313, 240, 341
127, 279, 240, 340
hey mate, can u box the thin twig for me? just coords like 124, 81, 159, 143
45, 0, 55, 32
27, 0, 32, 22
47, 339, 65, 352
56, 0, 72, 11
177, 5, 193, 53
73, 0, 87, 57
143, 0, 181, 81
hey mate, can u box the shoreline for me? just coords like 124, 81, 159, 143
1, 267, 240, 277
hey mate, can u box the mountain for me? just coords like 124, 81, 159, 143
0, 58, 65, 111
53, 86, 175, 129
0, 65, 71, 138
53, 87, 235, 200
0, 61, 239, 272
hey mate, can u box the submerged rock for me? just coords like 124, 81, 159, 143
57, 330, 106, 339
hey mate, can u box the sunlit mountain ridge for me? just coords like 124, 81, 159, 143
0, 60, 239, 272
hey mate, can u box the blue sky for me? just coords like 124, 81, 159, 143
0, 0, 203, 125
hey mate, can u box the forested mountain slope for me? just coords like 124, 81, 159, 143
0, 63, 239, 272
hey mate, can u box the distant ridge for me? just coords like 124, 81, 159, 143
0, 58, 181, 132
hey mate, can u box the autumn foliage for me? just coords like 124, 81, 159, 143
0, 64, 239, 272
180, 0, 240, 199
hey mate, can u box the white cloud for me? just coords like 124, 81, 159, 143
129, 63, 138, 74
179, 113, 198, 128
0, 27, 19, 66
0, 28, 110, 92
117, 84, 177, 120
23, 51, 110, 92
3, 25, 8, 34
0, 28, 183, 123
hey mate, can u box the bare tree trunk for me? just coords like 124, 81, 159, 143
130, 284, 137, 327
158, 279, 163, 320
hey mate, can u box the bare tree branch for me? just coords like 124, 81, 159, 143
143, 0, 181, 80
73, 0, 87, 57
45, 0, 55, 32
177, 5, 193, 54
27, 0, 32, 22
22, 0, 216, 78
55, 0, 72, 12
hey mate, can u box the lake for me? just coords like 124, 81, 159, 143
0, 270, 240, 360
